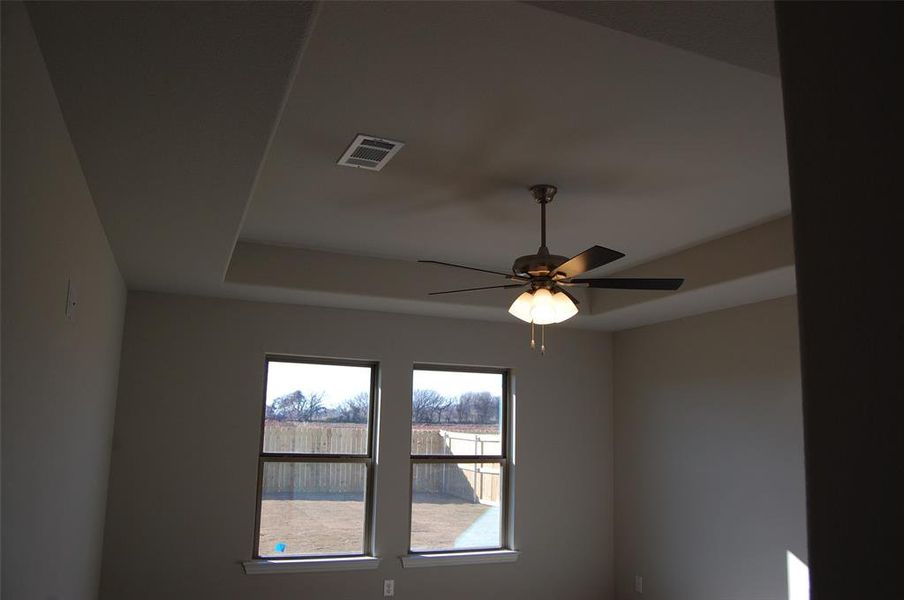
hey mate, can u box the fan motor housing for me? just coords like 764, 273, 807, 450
513, 253, 569, 278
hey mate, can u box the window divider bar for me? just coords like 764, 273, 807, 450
410, 456, 505, 463
261, 454, 372, 463
412, 363, 507, 375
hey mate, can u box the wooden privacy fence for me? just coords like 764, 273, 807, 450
262, 424, 501, 504
412, 461, 501, 506
439, 430, 502, 457
263, 423, 370, 454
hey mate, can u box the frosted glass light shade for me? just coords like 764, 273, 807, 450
551, 291, 579, 322
508, 289, 579, 324
508, 291, 534, 323
529, 288, 557, 324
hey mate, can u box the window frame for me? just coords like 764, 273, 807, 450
407, 363, 513, 555
252, 354, 379, 560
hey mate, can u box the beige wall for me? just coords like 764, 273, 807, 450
100, 292, 614, 599
1, 3, 127, 598
612, 296, 806, 600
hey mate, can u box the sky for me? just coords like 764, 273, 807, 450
265, 361, 502, 408
412, 369, 502, 399
266, 362, 370, 408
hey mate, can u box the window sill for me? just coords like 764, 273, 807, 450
242, 555, 381, 574
400, 549, 519, 568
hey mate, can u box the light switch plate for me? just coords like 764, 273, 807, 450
634, 575, 644, 594
383, 579, 394, 597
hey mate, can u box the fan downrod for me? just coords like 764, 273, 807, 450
513, 184, 568, 278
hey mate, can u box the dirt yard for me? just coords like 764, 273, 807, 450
259, 494, 493, 556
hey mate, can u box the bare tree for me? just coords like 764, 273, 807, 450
455, 391, 500, 424
412, 389, 452, 424
269, 390, 327, 422
336, 393, 370, 423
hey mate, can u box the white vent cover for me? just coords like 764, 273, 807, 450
337, 134, 404, 171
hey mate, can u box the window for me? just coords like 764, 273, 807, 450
409, 365, 511, 553
253, 356, 377, 559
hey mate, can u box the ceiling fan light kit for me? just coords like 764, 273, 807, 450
420, 185, 685, 354
508, 288, 578, 325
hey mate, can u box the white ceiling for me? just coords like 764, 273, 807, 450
528, 1, 779, 76
27, 1, 317, 292
241, 1, 789, 274
28, 1, 793, 329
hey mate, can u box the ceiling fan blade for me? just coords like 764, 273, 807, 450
428, 283, 527, 296
419, 260, 522, 280
553, 246, 625, 278
553, 285, 581, 306
571, 277, 684, 290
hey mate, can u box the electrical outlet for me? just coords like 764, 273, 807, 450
383, 579, 395, 597
634, 575, 644, 594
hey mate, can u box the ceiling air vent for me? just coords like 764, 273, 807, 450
337, 134, 404, 171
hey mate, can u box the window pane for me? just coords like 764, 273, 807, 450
258, 462, 367, 557
410, 462, 503, 551
263, 360, 372, 454
411, 369, 503, 456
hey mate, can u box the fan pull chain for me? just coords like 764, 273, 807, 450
528, 323, 546, 355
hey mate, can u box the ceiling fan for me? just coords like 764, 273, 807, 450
420, 185, 684, 353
